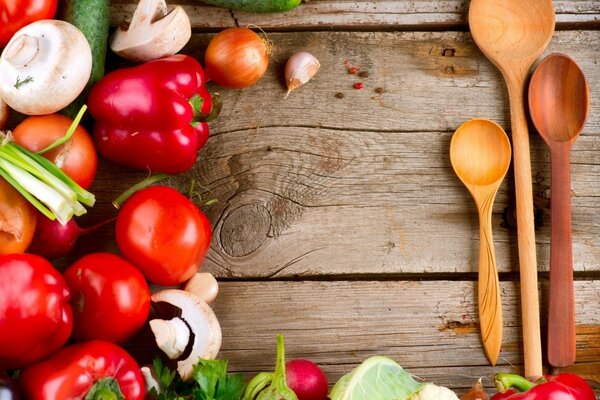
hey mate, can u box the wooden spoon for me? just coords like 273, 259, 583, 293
450, 119, 511, 365
469, 0, 555, 380
529, 53, 589, 368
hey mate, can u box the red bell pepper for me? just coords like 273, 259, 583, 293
0, 0, 57, 48
0, 253, 72, 369
20, 340, 145, 400
88, 54, 213, 174
491, 372, 596, 400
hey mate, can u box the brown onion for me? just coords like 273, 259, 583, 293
205, 27, 269, 89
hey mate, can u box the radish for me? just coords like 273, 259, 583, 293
286, 359, 329, 400
28, 214, 113, 259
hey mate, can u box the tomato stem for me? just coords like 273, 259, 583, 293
112, 174, 170, 209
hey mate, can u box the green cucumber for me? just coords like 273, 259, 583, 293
201, 0, 301, 13
58, 0, 110, 119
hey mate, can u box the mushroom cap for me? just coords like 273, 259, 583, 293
0, 20, 92, 115
110, 0, 191, 62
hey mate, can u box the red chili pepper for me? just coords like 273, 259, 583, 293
0, 0, 57, 48
491, 372, 596, 400
20, 340, 145, 400
0, 253, 72, 369
88, 54, 214, 174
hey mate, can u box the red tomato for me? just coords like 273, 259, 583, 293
116, 186, 212, 285
63, 252, 151, 344
12, 113, 98, 189
0, 253, 72, 369
0, 0, 58, 48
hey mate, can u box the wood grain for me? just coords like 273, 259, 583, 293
127, 280, 600, 394
76, 31, 600, 278
108, 0, 600, 30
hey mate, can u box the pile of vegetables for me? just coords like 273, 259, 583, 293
0, 1, 595, 400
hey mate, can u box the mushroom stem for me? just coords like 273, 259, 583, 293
128, 0, 168, 30
5, 35, 40, 68
149, 317, 190, 360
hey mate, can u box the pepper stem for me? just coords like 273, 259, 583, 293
84, 377, 125, 400
495, 373, 536, 393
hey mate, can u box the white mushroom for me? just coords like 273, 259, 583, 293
182, 272, 219, 305
151, 289, 222, 381
0, 98, 8, 129
110, 0, 191, 62
0, 20, 92, 115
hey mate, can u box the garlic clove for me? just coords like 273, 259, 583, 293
284, 51, 320, 98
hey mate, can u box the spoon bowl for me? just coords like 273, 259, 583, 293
450, 119, 511, 365
529, 53, 589, 368
469, 0, 555, 379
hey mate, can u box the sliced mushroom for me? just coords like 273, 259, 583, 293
182, 272, 219, 305
151, 289, 222, 380
0, 20, 92, 115
110, 0, 191, 62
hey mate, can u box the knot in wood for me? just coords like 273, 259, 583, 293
220, 204, 271, 257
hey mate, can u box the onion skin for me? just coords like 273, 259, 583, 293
0, 178, 36, 255
205, 27, 269, 89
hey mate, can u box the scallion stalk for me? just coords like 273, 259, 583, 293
0, 106, 95, 225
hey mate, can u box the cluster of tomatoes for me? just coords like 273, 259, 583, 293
0, 115, 213, 398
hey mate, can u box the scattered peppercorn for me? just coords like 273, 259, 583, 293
348, 66, 359, 74
374, 87, 384, 94
359, 71, 369, 78
354, 82, 363, 89
335, 92, 345, 99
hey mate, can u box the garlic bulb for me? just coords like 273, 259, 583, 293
284, 51, 320, 98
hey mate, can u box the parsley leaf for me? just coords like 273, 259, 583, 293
150, 357, 245, 400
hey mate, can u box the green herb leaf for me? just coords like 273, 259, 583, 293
150, 357, 245, 400
14, 76, 33, 89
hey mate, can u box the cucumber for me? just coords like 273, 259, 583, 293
201, 0, 301, 13
58, 0, 110, 119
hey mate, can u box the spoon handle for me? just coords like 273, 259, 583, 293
548, 147, 576, 368
478, 191, 503, 365
506, 77, 543, 380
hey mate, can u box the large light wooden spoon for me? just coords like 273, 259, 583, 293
529, 53, 589, 368
469, 0, 555, 380
450, 119, 511, 365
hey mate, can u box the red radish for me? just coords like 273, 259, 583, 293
286, 359, 329, 400
28, 214, 114, 259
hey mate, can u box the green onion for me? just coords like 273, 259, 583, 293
0, 106, 95, 225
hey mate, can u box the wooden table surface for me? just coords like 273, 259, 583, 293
100, 0, 600, 396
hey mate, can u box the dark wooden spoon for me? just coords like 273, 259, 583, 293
529, 53, 590, 368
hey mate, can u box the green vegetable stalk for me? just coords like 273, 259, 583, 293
0, 106, 95, 225
243, 335, 298, 400
200, 0, 301, 13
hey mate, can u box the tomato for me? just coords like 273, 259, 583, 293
63, 252, 151, 344
0, 0, 58, 48
116, 186, 212, 285
0, 253, 72, 369
12, 113, 98, 189
0, 177, 36, 255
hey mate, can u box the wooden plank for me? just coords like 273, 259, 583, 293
127, 280, 600, 395
81, 30, 600, 277
108, 0, 600, 30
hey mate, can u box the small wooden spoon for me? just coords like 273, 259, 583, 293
529, 53, 589, 368
469, 0, 555, 380
450, 119, 511, 365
